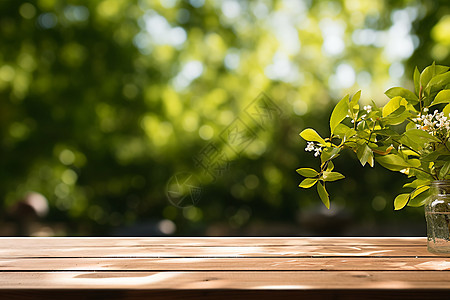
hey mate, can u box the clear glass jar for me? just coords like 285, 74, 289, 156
425, 180, 450, 254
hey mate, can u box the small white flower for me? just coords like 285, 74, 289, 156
305, 141, 323, 157
314, 148, 322, 157
305, 142, 315, 152
414, 108, 450, 139
363, 105, 372, 113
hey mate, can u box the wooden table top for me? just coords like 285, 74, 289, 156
0, 237, 449, 299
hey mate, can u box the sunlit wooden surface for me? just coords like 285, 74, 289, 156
0, 237, 449, 299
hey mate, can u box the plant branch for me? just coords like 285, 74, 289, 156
410, 167, 438, 180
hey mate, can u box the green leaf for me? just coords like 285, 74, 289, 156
317, 181, 330, 209
399, 135, 422, 152
414, 169, 435, 181
401, 128, 443, 152
394, 193, 410, 210
421, 64, 449, 100
406, 158, 421, 168
403, 129, 441, 144
421, 145, 450, 162
356, 143, 374, 167
371, 144, 394, 155
366, 110, 381, 120
381, 106, 409, 125
414, 66, 420, 96
439, 161, 450, 179
300, 128, 327, 145
434, 65, 449, 74
326, 161, 334, 172
375, 154, 412, 172
430, 89, 450, 106
299, 178, 318, 188
320, 147, 341, 163
349, 90, 361, 110
385, 87, 419, 105
405, 121, 416, 131
333, 123, 356, 140
444, 104, 450, 117
382, 96, 407, 117
425, 71, 450, 95
372, 128, 401, 138
346, 91, 360, 120
420, 62, 436, 89
322, 171, 345, 182
330, 94, 349, 134
411, 185, 430, 199
296, 168, 319, 178
402, 149, 419, 157
403, 179, 431, 189
408, 189, 431, 207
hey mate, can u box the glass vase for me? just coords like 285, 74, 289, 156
425, 180, 450, 254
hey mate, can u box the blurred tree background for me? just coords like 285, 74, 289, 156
0, 0, 449, 236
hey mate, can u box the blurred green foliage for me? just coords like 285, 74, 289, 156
0, 0, 449, 236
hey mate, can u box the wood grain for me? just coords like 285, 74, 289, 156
1, 271, 450, 289
0, 237, 427, 247
1, 257, 450, 271
0, 237, 449, 299
0, 289, 448, 300
0, 237, 434, 258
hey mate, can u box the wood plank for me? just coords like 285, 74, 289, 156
0, 289, 449, 300
1, 271, 450, 290
1, 257, 450, 271
0, 237, 427, 248
0, 245, 435, 258
1, 237, 449, 298
0, 238, 429, 257
0, 237, 435, 258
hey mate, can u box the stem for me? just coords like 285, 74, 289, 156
443, 138, 450, 153
368, 119, 377, 143
390, 138, 421, 156
410, 167, 438, 180
419, 85, 423, 112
